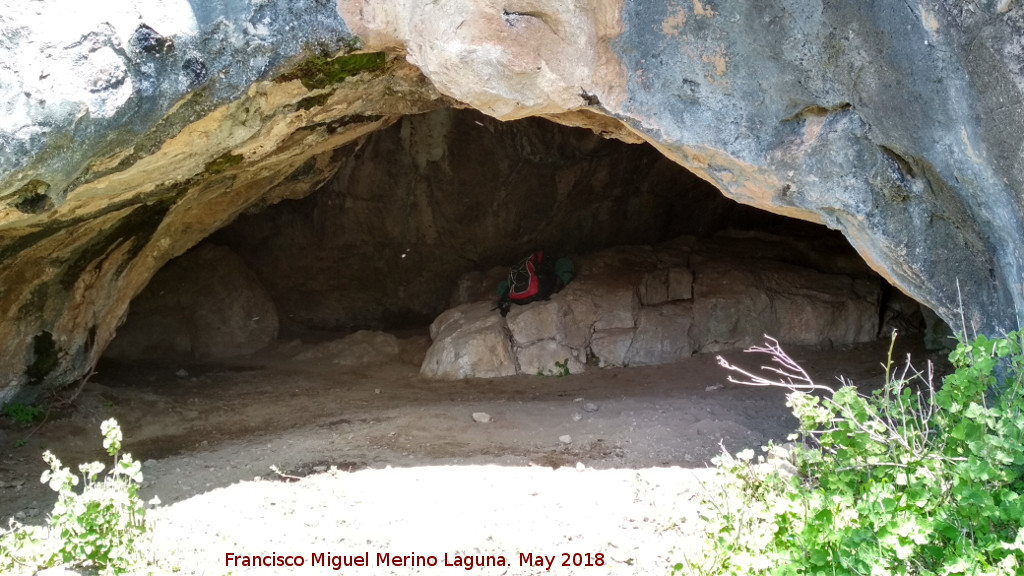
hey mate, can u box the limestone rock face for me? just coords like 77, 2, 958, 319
420, 231, 883, 379
626, 303, 694, 366
339, 0, 628, 120
691, 261, 881, 352
103, 245, 278, 361
507, 299, 586, 375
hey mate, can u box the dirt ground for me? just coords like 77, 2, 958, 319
0, 334, 946, 575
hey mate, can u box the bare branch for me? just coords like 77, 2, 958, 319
716, 336, 835, 395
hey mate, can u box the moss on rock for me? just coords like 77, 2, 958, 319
276, 52, 387, 91
296, 92, 332, 111
205, 152, 244, 175
12, 179, 53, 214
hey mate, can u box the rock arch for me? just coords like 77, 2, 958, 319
1, 0, 1021, 399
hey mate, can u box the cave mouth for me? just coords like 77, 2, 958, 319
101, 107, 941, 374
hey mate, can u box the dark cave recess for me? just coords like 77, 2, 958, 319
209, 108, 840, 334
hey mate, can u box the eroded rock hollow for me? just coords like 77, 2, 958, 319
105, 109, 913, 380
1, 0, 1021, 399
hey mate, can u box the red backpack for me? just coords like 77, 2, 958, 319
508, 251, 543, 301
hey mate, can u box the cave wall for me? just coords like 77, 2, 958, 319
210, 108, 785, 334
1, 0, 1022, 399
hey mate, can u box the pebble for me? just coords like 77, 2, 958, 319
583, 402, 599, 412
175, 368, 189, 378
575, 462, 586, 471
559, 434, 572, 444
572, 412, 582, 422
705, 384, 723, 392
312, 465, 328, 473
472, 412, 492, 423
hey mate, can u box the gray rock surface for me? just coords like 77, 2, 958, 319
1, 0, 349, 202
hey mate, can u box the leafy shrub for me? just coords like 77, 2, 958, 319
678, 331, 1024, 575
2, 401, 43, 425
0, 418, 156, 575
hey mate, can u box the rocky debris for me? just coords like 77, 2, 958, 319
398, 334, 433, 366
104, 245, 278, 361
583, 402, 599, 413
420, 232, 883, 379
293, 330, 400, 367
471, 412, 491, 423
559, 435, 573, 445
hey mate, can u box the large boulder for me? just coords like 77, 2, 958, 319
420, 303, 517, 379
103, 245, 278, 361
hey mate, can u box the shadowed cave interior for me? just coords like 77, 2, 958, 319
100, 107, 943, 375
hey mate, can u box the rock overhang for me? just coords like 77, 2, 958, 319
0, 0, 1022, 399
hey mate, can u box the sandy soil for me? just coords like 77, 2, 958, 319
0, 335, 945, 575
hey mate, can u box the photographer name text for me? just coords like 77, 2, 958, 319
225, 551, 606, 571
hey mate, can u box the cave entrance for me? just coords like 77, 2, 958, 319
103, 107, 937, 368
92, 107, 944, 467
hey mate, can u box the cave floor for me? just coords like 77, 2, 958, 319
0, 335, 945, 574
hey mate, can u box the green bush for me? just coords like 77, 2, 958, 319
0, 418, 157, 575
2, 401, 43, 425
679, 331, 1024, 576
